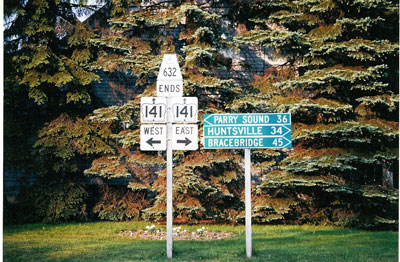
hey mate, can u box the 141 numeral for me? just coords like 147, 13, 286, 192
176, 105, 193, 118
145, 105, 163, 119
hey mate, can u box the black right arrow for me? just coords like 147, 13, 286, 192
177, 137, 192, 146
146, 137, 161, 147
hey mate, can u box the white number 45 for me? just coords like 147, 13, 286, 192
272, 138, 284, 147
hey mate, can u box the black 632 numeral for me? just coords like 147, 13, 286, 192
163, 67, 177, 77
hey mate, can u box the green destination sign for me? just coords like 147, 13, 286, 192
203, 113, 292, 149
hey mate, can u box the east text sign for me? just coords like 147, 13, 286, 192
172, 124, 198, 150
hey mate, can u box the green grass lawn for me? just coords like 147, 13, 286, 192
3, 222, 398, 262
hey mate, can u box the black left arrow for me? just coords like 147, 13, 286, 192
147, 138, 161, 147
177, 137, 192, 146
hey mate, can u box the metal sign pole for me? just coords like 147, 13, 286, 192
140, 54, 198, 258
245, 148, 252, 258
202, 113, 292, 258
166, 98, 173, 258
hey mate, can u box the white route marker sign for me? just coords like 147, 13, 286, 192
140, 125, 167, 151
157, 54, 183, 97
171, 97, 198, 123
140, 54, 199, 259
140, 97, 167, 123
172, 124, 198, 150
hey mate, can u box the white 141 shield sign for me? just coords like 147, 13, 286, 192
140, 97, 167, 123
170, 97, 198, 123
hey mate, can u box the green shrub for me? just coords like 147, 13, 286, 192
93, 185, 150, 221
16, 176, 89, 223
4, 198, 18, 225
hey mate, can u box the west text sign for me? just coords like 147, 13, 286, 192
140, 125, 167, 151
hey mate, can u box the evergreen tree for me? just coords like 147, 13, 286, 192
5, 0, 100, 106
84, 0, 246, 223
4, 0, 103, 173
233, 0, 399, 228
7, 0, 398, 227
4, 0, 105, 222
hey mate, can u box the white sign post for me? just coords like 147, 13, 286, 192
203, 113, 292, 258
166, 112, 173, 259
140, 54, 198, 259
159, 54, 183, 259
245, 148, 251, 258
